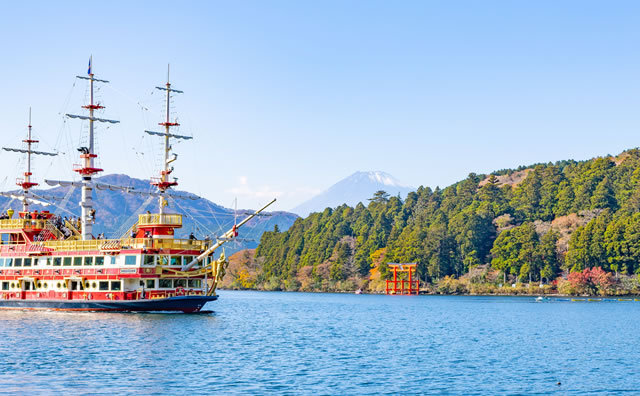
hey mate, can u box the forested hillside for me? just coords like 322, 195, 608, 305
248, 149, 640, 294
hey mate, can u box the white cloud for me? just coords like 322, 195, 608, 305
289, 186, 323, 197
226, 176, 284, 200
225, 177, 322, 209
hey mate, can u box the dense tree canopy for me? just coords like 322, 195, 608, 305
255, 150, 640, 291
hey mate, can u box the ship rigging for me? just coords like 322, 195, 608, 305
0, 59, 275, 312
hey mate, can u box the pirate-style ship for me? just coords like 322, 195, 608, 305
0, 60, 274, 312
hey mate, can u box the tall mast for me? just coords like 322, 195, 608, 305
66, 57, 119, 240
145, 64, 191, 214
2, 109, 57, 212
161, 65, 172, 213
26, 108, 33, 192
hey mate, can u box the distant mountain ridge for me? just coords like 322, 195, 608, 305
0, 174, 297, 255
291, 171, 414, 217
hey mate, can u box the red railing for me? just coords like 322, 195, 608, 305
385, 279, 420, 295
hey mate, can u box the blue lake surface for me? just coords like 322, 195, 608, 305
0, 291, 639, 395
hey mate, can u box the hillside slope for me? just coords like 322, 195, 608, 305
249, 149, 640, 293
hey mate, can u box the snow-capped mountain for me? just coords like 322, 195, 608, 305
291, 171, 414, 217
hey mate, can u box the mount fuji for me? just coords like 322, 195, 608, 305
291, 171, 414, 217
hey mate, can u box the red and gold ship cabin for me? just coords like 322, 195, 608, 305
0, 211, 224, 312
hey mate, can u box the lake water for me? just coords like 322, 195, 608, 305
0, 291, 638, 395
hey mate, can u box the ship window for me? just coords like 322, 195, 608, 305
143, 255, 155, 266
175, 279, 187, 288
124, 256, 137, 265
24, 282, 32, 291
145, 279, 155, 289
63, 257, 72, 266
53, 258, 61, 266
23, 258, 32, 267
170, 256, 180, 266
73, 257, 82, 266
94, 256, 104, 266
158, 256, 170, 266
159, 279, 173, 288
0, 258, 4, 267
1, 282, 8, 290
4, 258, 11, 267
84, 257, 93, 266
99, 281, 109, 291
109, 256, 117, 265
110, 281, 121, 291
183, 256, 194, 266
70, 281, 79, 291
188, 279, 201, 288
14, 258, 22, 267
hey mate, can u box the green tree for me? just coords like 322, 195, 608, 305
368, 190, 390, 204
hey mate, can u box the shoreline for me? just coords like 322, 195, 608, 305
218, 288, 640, 299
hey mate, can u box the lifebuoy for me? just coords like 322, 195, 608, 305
87, 294, 92, 300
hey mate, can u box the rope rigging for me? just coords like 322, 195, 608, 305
108, 194, 156, 239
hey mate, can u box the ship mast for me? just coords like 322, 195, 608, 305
2, 108, 57, 212
65, 57, 119, 240
146, 65, 191, 214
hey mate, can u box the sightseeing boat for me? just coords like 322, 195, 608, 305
0, 60, 274, 313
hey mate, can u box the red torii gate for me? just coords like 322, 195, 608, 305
385, 263, 419, 295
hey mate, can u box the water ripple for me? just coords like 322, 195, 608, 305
0, 292, 639, 394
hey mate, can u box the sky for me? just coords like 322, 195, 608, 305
1, 1, 640, 211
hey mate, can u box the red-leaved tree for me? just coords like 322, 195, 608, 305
567, 267, 614, 296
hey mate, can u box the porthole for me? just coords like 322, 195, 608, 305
92, 282, 97, 289
56, 282, 61, 289
10, 283, 15, 289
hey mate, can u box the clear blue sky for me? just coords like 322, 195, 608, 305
1, 1, 639, 210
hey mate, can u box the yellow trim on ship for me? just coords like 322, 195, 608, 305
138, 213, 182, 227
0, 219, 49, 230
40, 237, 207, 252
